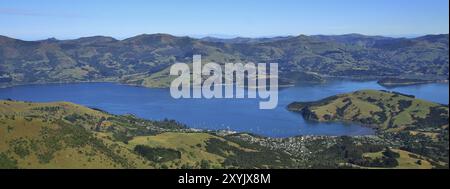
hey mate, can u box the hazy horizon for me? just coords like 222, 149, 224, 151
1, 0, 448, 40
1, 32, 448, 42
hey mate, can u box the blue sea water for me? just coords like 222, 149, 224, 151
0, 80, 448, 137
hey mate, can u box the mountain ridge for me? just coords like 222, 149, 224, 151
1, 33, 448, 88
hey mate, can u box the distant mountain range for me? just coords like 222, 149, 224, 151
0, 33, 448, 88
199, 36, 293, 44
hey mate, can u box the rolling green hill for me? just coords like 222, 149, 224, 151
1, 33, 448, 88
288, 90, 448, 131
0, 100, 147, 168
0, 100, 294, 169
0, 99, 448, 169
287, 90, 449, 167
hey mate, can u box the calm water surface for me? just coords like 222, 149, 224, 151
0, 80, 448, 137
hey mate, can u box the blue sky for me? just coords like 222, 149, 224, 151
0, 0, 448, 40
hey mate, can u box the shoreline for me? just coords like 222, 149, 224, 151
1, 76, 449, 89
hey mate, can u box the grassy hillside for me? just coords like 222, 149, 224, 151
126, 132, 291, 169
288, 90, 448, 131
1, 34, 448, 88
287, 90, 449, 167
0, 100, 149, 168
361, 149, 433, 169
0, 100, 294, 169
1, 98, 447, 169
